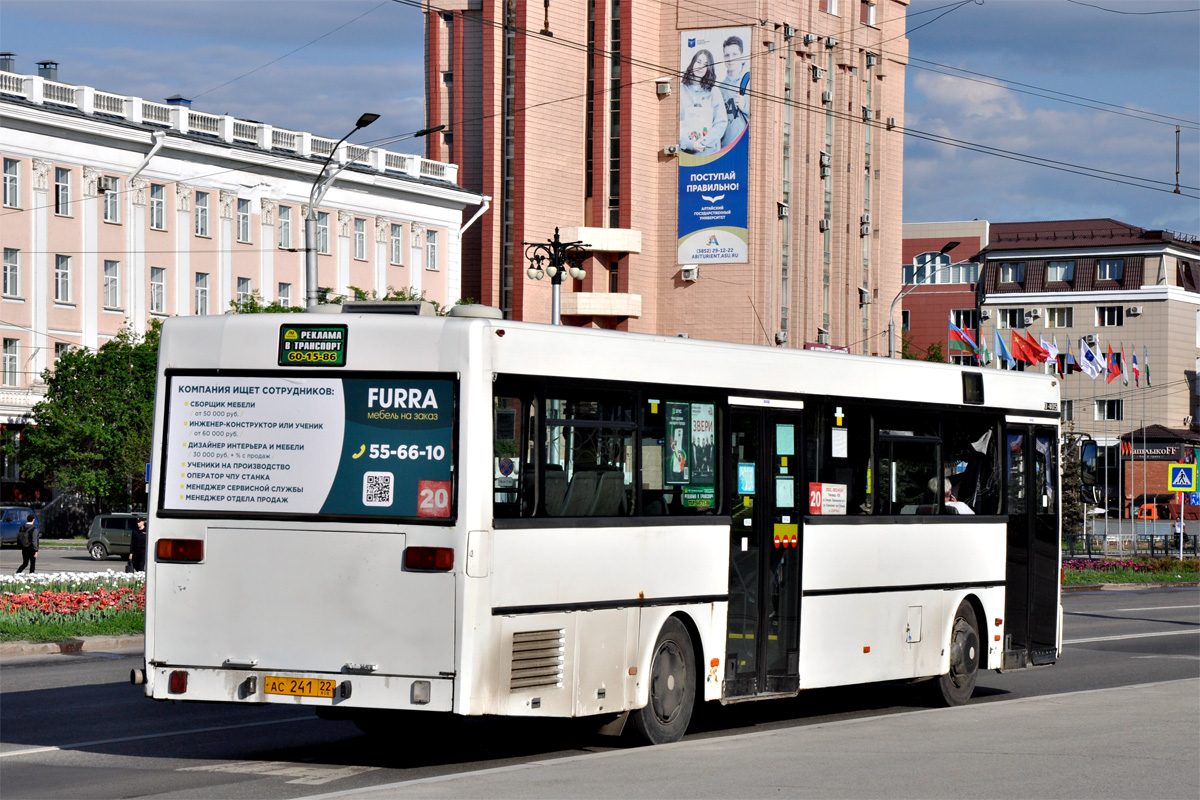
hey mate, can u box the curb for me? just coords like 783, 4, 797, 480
1062, 581, 1199, 593
0, 634, 143, 658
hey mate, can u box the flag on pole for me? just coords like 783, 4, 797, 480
1143, 346, 1151, 387
948, 317, 979, 362
1042, 334, 1059, 363
1065, 338, 1080, 373
1106, 343, 1119, 384
1121, 344, 1130, 387
1026, 331, 1050, 362
1131, 350, 1140, 386
1011, 331, 1033, 364
1080, 338, 1102, 379
996, 329, 1015, 369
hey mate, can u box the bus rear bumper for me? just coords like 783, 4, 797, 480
145, 666, 454, 712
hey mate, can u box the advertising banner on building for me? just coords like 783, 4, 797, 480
678, 26, 751, 264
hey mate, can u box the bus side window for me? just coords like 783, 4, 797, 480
875, 408, 940, 515
640, 397, 719, 516
493, 396, 525, 518
806, 402, 873, 515
944, 417, 1001, 514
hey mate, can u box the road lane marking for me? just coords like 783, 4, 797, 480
1065, 604, 1199, 615
0, 716, 312, 759
1065, 629, 1199, 644
179, 761, 378, 785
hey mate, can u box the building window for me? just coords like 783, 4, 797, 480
609, 259, 620, 294
390, 224, 403, 265
821, 0, 839, 15
861, 1, 876, 25
2, 249, 18, 297
1062, 400, 1074, 422
102, 176, 119, 223
237, 277, 252, 304
901, 310, 910, 332
54, 255, 71, 302
278, 206, 291, 249
951, 308, 978, 330
426, 230, 439, 271
150, 267, 165, 314
149, 184, 166, 230
103, 260, 120, 308
316, 212, 330, 254
1094, 399, 1123, 421
54, 167, 70, 215
55, 342, 71, 361
195, 191, 210, 237
195, 272, 209, 315
999, 262, 1025, 283
1046, 307, 1072, 328
1047, 260, 1074, 282
354, 218, 367, 260
3, 158, 18, 208
1098, 258, 1124, 281
278, 283, 291, 308
1097, 305, 1123, 327
1, 339, 17, 386
236, 198, 251, 243
998, 308, 1025, 329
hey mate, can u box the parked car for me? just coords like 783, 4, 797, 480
87, 513, 140, 560
0, 506, 39, 546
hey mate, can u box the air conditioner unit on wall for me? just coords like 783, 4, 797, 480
680, 265, 699, 282
980, 309, 991, 320
819, 218, 830, 232
820, 166, 831, 178
1084, 334, 1097, 346
778, 202, 789, 219
860, 224, 870, 237
1028, 308, 1042, 319
1126, 306, 1143, 316
803, 33, 817, 45
821, 90, 832, 104
783, 24, 796, 41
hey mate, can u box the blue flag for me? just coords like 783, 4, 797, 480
995, 328, 1015, 369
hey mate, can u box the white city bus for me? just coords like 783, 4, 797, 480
136, 305, 1062, 744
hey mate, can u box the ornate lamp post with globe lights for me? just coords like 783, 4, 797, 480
524, 228, 589, 325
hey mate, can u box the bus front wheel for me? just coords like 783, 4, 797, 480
932, 601, 980, 706
630, 617, 696, 745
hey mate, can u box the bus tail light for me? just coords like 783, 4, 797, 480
405, 546, 453, 571
168, 670, 188, 694
157, 539, 204, 562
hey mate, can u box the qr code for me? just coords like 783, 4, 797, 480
362, 471, 394, 507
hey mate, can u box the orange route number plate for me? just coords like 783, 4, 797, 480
264, 676, 336, 698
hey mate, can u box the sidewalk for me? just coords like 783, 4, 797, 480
0, 635, 143, 658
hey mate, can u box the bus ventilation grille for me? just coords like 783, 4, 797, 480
510, 629, 565, 691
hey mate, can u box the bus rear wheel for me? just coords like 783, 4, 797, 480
630, 617, 695, 745
932, 601, 980, 706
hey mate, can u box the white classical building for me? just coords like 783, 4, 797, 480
0, 62, 486, 438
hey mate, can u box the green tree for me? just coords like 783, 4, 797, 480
924, 341, 945, 362
18, 323, 161, 511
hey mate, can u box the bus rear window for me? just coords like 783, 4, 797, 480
161, 373, 456, 521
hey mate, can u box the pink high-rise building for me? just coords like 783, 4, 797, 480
425, 0, 908, 350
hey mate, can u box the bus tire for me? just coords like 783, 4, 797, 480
932, 601, 980, 706
630, 617, 696, 745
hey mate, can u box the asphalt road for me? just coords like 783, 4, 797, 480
0, 587, 1197, 799
0, 543, 123, 574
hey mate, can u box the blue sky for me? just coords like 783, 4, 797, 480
3, 0, 1197, 233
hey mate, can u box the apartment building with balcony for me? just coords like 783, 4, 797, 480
0, 60, 484, 496
976, 219, 1200, 443
425, 0, 908, 350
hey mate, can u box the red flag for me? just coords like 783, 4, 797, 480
1011, 331, 1033, 364
1106, 344, 1118, 384
1022, 331, 1049, 363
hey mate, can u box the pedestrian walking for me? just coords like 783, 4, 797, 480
15, 513, 39, 574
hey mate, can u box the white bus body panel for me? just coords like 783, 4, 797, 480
799, 522, 1007, 688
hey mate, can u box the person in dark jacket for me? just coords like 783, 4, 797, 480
15, 513, 39, 574
130, 516, 148, 572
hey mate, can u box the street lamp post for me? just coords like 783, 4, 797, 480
887, 240, 961, 358
524, 227, 589, 325
303, 117, 447, 309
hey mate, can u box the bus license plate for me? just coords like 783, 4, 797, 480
264, 676, 336, 698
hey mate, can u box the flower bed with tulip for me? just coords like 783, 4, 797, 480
1, 571, 145, 642
1063, 557, 1200, 586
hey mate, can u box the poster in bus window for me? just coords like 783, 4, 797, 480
690, 403, 715, 484
665, 402, 691, 485
162, 375, 455, 520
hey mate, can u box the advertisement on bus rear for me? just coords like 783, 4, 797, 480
161, 374, 455, 519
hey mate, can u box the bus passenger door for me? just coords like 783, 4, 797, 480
725, 403, 803, 698
1003, 424, 1060, 669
